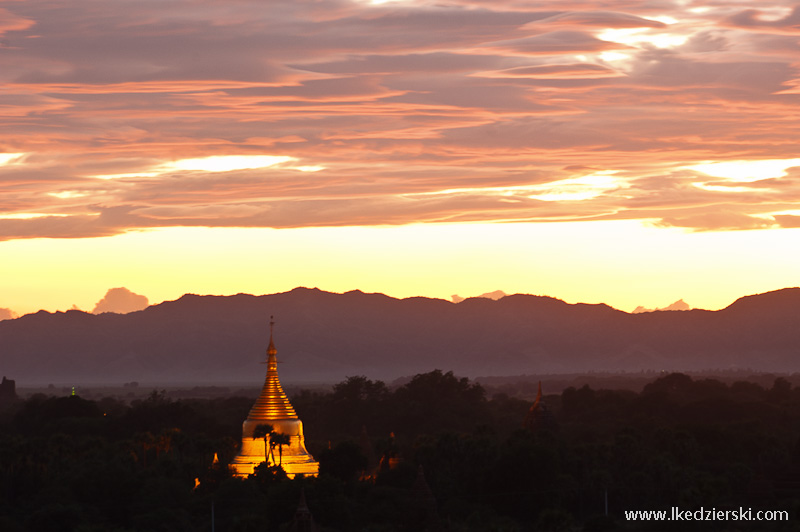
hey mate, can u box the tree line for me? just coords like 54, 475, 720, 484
1, 371, 799, 530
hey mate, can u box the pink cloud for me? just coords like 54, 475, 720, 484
92, 287, 149, 314
654, 211, 776, 232
0, 0, 799, 237
0, 7, 34, 36
481, 31, 627, 55
726, 7, 800, 34
774, 215, 800, 228
632, 299, 691, 313
0, 307, 18, 321
532, 11, 666, 29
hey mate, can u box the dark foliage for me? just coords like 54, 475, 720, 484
2, 371, 799, 530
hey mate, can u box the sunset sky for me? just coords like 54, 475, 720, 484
2, 0, 800, 317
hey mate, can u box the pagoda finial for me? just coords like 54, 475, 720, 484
268, 315, 277, 357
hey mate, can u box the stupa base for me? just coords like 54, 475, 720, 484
230, 456, 319, 479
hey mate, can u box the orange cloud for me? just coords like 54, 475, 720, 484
531, 11, 666, 29
92, 287, 149, 314
632, 299, 691, 313
480, 31, 628, 55
0, 7, 34, 36
725, 7, 800, 34
0, 307, 18, 321
0, 0, 799, 237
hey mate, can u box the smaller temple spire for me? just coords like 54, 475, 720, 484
288, 489, 318, 532
524, 381, 557, 432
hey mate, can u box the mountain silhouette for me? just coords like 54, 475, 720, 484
1, 287, 799, 384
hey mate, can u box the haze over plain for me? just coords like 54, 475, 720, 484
1, 0, 799, 315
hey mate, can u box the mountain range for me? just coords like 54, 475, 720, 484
1, 287, 799, 385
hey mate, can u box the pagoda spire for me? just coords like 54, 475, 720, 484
247, 317, 297, 420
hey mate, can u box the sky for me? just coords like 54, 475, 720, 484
1, 0, 800, 317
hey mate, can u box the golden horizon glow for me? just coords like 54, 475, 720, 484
2, 222, 799, 318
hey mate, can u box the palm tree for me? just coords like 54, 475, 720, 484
270, 432, 291, 466
253, 423, 274, 465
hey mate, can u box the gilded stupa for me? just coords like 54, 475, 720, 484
230, 318, 319, 478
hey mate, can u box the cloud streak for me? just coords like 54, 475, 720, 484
2, 0, 800, 238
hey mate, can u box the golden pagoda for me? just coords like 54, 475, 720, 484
230, 318, 319, 478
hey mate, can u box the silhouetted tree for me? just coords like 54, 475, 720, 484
253, 423, 274, 465
270, 432, 290, 466
392, 369, 488, 437
318, 441, 368, 483
332, 375, 388, 403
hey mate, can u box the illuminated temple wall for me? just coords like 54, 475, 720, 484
230, 324, 319, 478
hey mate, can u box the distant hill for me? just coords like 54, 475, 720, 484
2, 287, 800, 385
